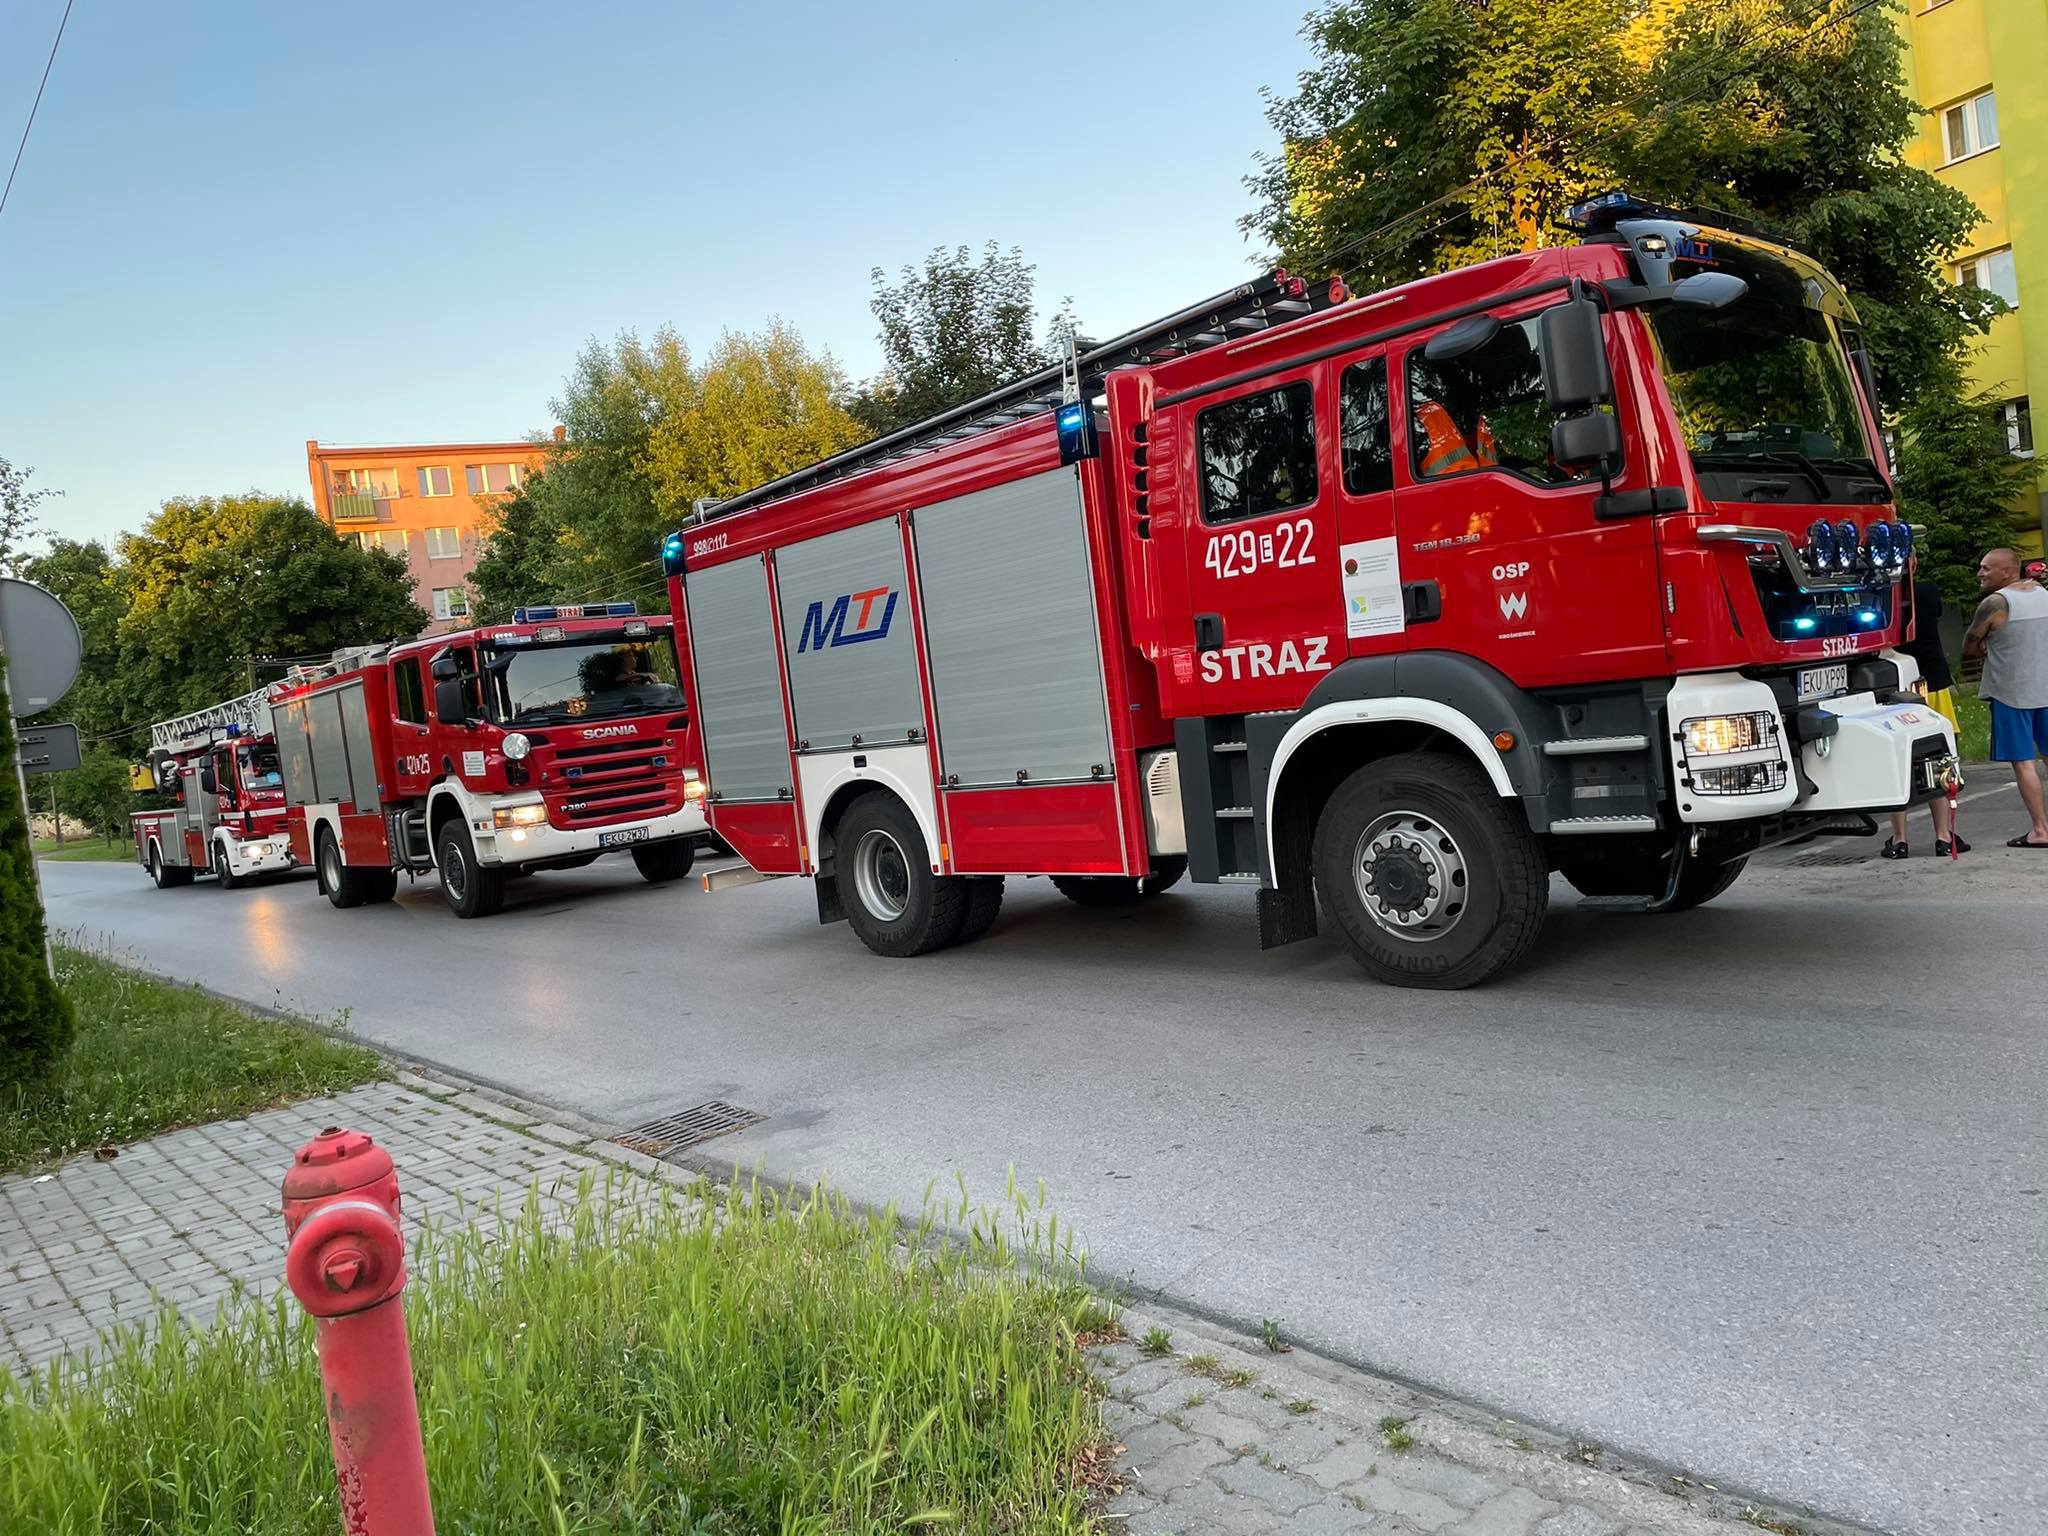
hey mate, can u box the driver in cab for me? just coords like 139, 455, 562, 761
1412, 321, 1539, 478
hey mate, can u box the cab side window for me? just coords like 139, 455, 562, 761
1198, 381, 1317, 524
1407, 315, 1582, 486
451, 647, 482, 720
393, 657, 427, 725
1340, 358, 1393, 494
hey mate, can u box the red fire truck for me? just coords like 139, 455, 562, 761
663, 194, 1959, 989
268, 604, 708, 917
132, 688, 297, 889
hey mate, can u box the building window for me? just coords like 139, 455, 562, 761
464, 462, 525, 495
1955, 247, 2019, 309
1198, 382, 1318, 525
425, 526, 463, 560
2000, 398, 2034, 457
433, 587, 471, 621
1942, 90, 1998, 163
338, 467, 398, 498
351, 529, 408, 555
416, 465, 453, 498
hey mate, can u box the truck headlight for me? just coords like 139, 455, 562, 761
492, 803, 548, 829
1683, 713, 1775, 757
502, 732, 532, 761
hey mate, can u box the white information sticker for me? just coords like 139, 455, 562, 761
1340, 537, 1405, 639
462, 750, 486, 777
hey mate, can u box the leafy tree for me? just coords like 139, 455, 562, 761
850, 243, 1077, 436
1251, 0, 1995, 406
471, 325, 862, 617
20, 539, 123, 740
0, 656, 74, 1088
113, 494, 426, 727
46, 749, 135, 841
1893, 363, 2036, 609
0, 456, 60, 576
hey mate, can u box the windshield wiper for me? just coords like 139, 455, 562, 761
1696, 451, 1832, 501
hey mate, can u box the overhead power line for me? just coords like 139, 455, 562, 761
1, 0, 76, 221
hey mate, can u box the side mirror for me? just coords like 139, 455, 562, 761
1552, 411, 1623, 473
1541, 297, 1612, 411
429, 654, 461, 682
1424, 313, 1501, 363
1671, 271, 1748, 309
433, 678, 470, 727
199, 768, 219, 795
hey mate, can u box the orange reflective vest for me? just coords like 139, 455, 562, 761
1416, 399, 1498, 477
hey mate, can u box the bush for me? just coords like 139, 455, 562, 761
0, 659, 74, 1089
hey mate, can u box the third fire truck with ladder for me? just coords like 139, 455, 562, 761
131, 688, 296, 889
663, 194, 1959, 989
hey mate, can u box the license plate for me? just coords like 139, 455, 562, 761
597, 827, 651, 849
1796, 663, 1848, 702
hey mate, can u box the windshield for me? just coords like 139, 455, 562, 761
238, 746, 283, 789
1643, 243, 1880, 494
485, 635, 685, 725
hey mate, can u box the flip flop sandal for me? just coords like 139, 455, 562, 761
2005, 835, 2048, 849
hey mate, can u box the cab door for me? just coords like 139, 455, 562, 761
1178, 365, 1343, 717
1328, 346, 1407, 664
389, 653, 435, 798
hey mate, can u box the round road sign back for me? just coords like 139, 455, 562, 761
0, 577, 84, 715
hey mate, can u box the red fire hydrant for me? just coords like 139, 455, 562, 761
281, 1127, 436, 1536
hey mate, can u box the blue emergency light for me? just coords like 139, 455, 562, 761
662, 530, 686, 576
511, 601, 639, 623
1056, 401, 1099, 465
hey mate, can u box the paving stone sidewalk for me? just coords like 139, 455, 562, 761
1089, 1316, 1853, 1536
3, 1073, 1840, 1536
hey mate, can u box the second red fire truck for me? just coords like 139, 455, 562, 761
268, 604, 708, 917
662, 194, 1959, 989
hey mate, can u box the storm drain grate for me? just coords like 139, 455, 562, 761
614, 1101, 766, 1158
1785, 851, 1871, 867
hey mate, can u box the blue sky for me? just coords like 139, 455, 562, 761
0, 1, 1316, 548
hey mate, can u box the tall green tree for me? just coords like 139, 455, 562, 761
0, 456, 59, 576
471, 325, 862, 618
113, 494, 426, 726
0, 656, 74, 1088
20, 539, 122, 740
1893, 364, 2036, 608
850, 243, 1077, 436
1251, 0, 1995, 407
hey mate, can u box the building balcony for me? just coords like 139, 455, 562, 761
330, 491, 382, 522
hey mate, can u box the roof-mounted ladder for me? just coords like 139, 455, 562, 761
705, 266, 1349, 520
148, 687, 279, 753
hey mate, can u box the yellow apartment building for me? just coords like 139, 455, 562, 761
1898, 0, 2048, 555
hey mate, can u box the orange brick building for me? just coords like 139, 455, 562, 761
306, 433, 557, 634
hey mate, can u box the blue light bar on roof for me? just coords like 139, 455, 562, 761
511, 601, 639, 623
1562, 190, 1669, 232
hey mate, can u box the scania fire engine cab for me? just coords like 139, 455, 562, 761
664, 194, 1958, 988
269, 604, 708, 917
132, 688, 296, 889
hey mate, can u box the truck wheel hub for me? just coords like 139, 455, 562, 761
852, 829, 911, 922
1354, 813, 1467, 942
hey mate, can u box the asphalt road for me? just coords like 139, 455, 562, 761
45, 780, 2046, 1536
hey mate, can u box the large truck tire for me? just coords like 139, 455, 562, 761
631, 839, 695, 883
1559, 850, 1748, 911
1312, 751, 1546, 990
148, 843, 194, 889
318, 828, 397, 909
434, 821, 504, 918
955, 876, 1005, 945
1050, 856, 1187, 908
213, 841, 244, 891
835, 793, 968, 957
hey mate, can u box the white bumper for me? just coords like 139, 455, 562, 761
220, 835, 296, 877
1668, 658, 1958, 825
468, 800, 708, 867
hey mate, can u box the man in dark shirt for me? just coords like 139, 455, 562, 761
1884, 579, 1968, 858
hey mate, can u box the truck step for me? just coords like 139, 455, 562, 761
1542, 734, 1651, 756
700, 864, 781, 894
1549, 815, 1661, 834
1217, 871, 1264, 884
1215, 806, 1255, 819
1211, 740, 1247, 754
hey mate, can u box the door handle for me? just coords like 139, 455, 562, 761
1402, 581, 1442, 624
1193, 613, 1224, 652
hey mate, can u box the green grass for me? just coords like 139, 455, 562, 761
0, 1174, 1109, 1534
1951, 680, 1992, 762
0, 945, 384, 1173
31, 835, 130, 863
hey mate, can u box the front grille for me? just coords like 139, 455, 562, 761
538, 733, 683, 829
